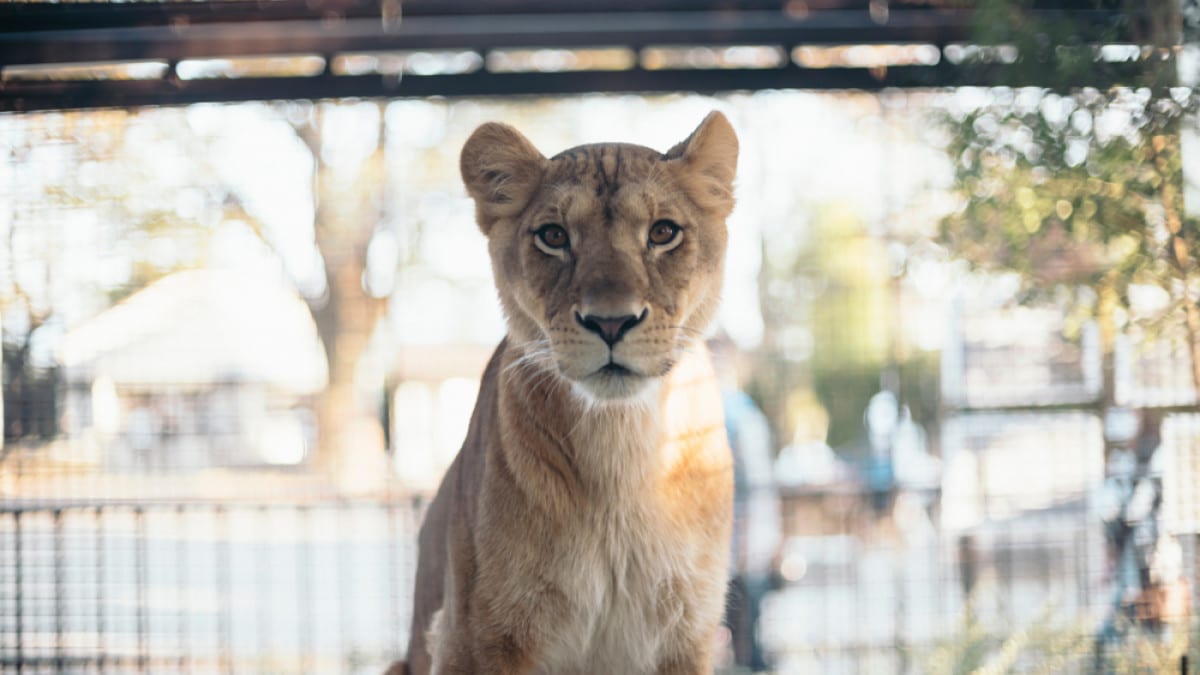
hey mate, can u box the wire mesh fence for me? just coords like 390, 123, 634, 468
2, 92, 1199, 673
0, 500, 424, 674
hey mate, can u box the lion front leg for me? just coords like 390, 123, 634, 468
654, 579, 726, 675
429, 597, 545, 675
471, 633, 539, 675
430, 622, 537, 675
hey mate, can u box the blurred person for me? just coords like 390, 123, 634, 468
124, 394, 161, 471
772, 394, 849, 487
1097, 409, 1190, 655
710, 336, 781, 672
865, 389, 898, 516
773, 435, 846, 486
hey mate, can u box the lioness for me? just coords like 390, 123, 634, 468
394, 111, 738, 675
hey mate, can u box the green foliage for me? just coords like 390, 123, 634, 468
754, 200, 943, 449
963, 0, 1155, 91
1103, 617, 1197, 674
4, 110, 229, 317
1, 110, 235, 440
807, 207, 891, 448
938, 0, 1200, 389
940, 87, 1193, 296
917, 594, 1197, 674
919, 601, 1093, 674
812, 362, 882, 449
898, 350, 941, 432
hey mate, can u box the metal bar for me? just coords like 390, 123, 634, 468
297, 506, 313, 675
0, 653, 230, 670
53, 509, 64, 674
176, 505, 188, 673
337, 505, 350, 674
0, 499, 370, 514
0, 0, 1129, 32
0, 10, 965, 65
95, 507, 106, 675
0, 60, 1138, 114
0, 8, 1133, 67
0, 0, 854, 33
215, 505, 233, 675
405, 495, 424, 659
387, 500, 401, 658
256, 506, 271, 665
945, 400, 1105, 415
134, 506, 148, 675
13, 511, 22, 675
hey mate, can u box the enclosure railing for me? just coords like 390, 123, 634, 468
0, 499, 424, 674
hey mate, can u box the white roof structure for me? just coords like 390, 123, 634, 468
59, 269, 328, 394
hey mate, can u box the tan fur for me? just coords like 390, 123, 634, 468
394, 112, 738, 675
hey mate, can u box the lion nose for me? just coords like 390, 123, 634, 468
576, 310, 647, 347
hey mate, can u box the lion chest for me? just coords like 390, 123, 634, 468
534, 500, 696, 675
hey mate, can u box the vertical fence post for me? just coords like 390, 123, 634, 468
95, 506, 106, 674
894, 540, 907, 675
297, 505, 314, 675
387, 500, 400, 658
408, 495, 424, 652
957, 533, 977, 603
216, 504, 233, 675
14, 510, 23, 675
337, 504, 349, 672
176, 504, 187, 673
256, 505, 270, 667
134, 506, 148, 675
54, 508, 64, 673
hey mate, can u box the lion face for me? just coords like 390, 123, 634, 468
461, 112, 738, 400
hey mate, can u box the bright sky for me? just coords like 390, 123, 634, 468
0, 89, 1051, 386
172, 91, 960, 354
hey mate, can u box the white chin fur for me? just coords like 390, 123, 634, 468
572, 372, 660, 406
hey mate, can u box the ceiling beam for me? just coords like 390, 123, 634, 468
0, 0, 1139, 112
0, 0, 1120, 33
0, 10, 985, 66
1, 61, 1145, 114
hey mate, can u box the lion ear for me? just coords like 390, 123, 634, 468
664, 111, 738, 216
460, 122, 547, 234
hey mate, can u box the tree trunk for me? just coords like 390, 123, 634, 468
1183, 300, 1200, 397
292, 103, 389, 491
311, 252, 386, 489
1141, 0, 1199, 395
1097, 276, 1119, 413
1150, 130, 1200, 396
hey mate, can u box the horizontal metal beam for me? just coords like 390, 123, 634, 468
0, 1, 1139, 111
0, 1, 817, 33
0, 10, 984, 67
0, 67, 920, 113
0, 62, 1139, 114
0, 0, 792, 33
1, 7, 1134, 68
0, 0, 1120, 34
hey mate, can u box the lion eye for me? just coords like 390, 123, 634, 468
535, 224, 570, 250
648, 220, 682, 247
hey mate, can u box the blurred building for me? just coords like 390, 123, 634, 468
386, 342, 493, 489
56, 270, 327, 470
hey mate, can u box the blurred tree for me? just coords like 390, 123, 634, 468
939, 0, 1200, 394
809, 206, 893, 448
758, 203, 892, 450
943, 8, 1198, 667
1, 110, 225, 443
285, 102, 389, 484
